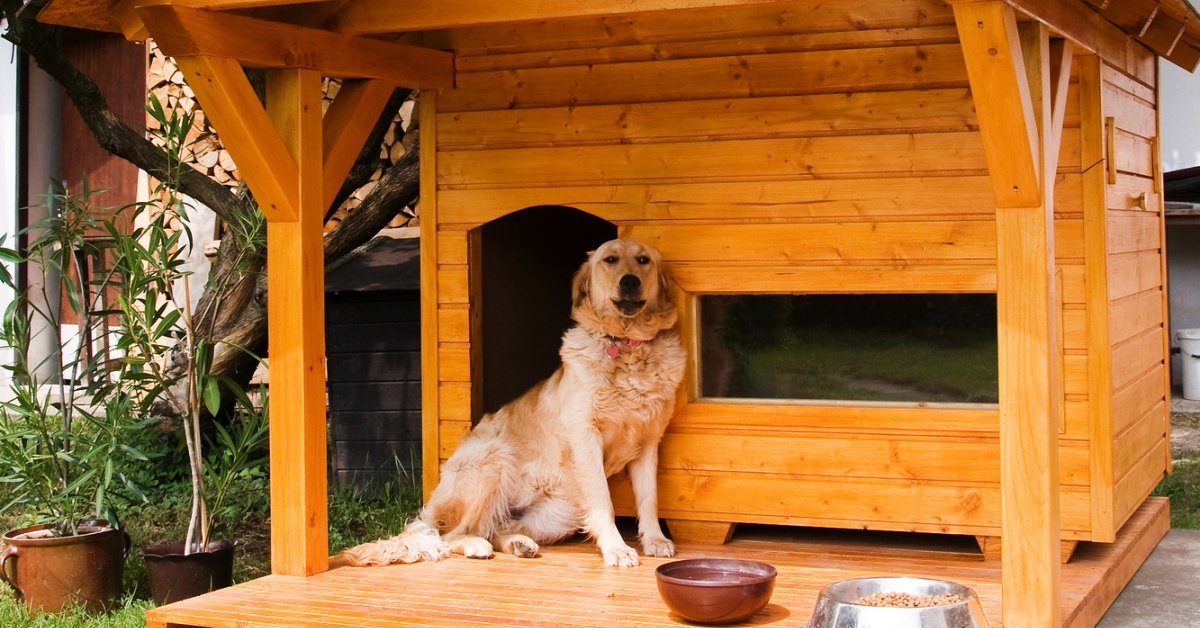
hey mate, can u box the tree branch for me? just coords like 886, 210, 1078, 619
3, 0, 247, 223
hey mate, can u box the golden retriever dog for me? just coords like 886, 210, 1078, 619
335, 238, 686, 568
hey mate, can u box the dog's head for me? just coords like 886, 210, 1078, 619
571, 239, 676, 339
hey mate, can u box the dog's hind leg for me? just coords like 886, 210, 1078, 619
492, 496, 578, 558
492, 533, 539, 558
332, 520, 450, 567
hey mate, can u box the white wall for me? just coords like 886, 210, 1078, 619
1, 41, 19, 377
1160, 59, 1200, 172
1161, 59, 1200, 389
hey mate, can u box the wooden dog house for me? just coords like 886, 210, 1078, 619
34, 0, 1200, 625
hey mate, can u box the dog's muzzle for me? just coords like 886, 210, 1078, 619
615, 274, 645, 315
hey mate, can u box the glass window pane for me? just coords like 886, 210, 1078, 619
700, 294, 998, 404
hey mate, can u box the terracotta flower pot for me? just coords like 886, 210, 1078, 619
0, 521, 131, 614
142, 539, 236, 605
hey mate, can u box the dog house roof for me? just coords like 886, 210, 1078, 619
30, 0, 1200, 71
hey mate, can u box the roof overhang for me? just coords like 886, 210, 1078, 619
31, 0, 1200, 72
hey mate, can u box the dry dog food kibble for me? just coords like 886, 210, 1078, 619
853, 592, 962, 607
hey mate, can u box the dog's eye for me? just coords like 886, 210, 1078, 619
635, 255, 650, 265
603, 256, 618, 264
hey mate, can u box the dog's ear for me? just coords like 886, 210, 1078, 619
571, 259, 593, 308
656, 258, 673, 300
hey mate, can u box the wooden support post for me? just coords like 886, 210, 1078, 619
143, 5, 405, 578
419, 90, 442, 499
265, 68, 329, 576
952, 3, 1070, 625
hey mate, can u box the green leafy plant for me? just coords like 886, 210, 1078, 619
0, 181, 157, 536
105, 93, 268, 554
0, 93, 267, 551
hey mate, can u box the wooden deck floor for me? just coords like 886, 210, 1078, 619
146, 497, 1168, 627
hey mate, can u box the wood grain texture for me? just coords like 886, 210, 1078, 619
144, 498, 1170, 628
137, 4, 452, 85
169, 55, 298, 221
264, 68, 328, 576
952, 1, 1041, 207
419, 91, 443, 499
442, 44, 970, 111
957, 11, 1065, 625
321, 79, 397, 209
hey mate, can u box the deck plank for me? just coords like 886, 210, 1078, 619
146, 497, 1168, 627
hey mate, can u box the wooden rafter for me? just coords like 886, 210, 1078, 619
953, 2, 1072, 626
320, 79, 397, 210
169, 55, 301, 222
1047, 39, 1074, 164
134, 4, 453, 86
953, 1, 1041, 207
1009, 0, 1127, 62
328, 0, 789, 34
1138, 6, 1187, 55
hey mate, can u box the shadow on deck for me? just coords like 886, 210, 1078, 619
146, 497, 1168, 627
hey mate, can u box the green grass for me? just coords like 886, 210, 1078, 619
732, 329, 999, 403
1, 473, 422, 627
1154, 450, 1200, 529
0, 595, 154, 628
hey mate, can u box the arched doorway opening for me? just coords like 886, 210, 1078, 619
473, 206, 616, 421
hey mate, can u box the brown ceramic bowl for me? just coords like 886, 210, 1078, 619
655, 558, 777, 624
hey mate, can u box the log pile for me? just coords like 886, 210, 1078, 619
145, 41, 417, 232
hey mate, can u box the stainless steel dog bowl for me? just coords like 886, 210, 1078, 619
805, 577, 990, 628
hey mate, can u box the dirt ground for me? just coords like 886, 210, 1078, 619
1171, 407, 1200, 454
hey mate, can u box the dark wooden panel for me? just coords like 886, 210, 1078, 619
333, 469, 423, 489
328, 381, 422, 410
329, 411, 423, 441
325, 293, 420, 324
327, 351, 421, 382
326, 321, 421, 353
324, 237, 420, 293
333, 440, 422, 470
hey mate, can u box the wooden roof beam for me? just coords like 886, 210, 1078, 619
171, 55, 300, 222
135, 4, 453, 87
320, 79, 397, 210
328, 0, 790, 35
1009, 0, 1126, 63
1167, 40, 1200, 71
1138, 6, 1188, 56
953, 1, 1042, 207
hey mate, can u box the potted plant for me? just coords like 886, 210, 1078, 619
119, 95, 268, 606
0, 180, 155, 613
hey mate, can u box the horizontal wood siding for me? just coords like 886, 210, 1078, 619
1099, 55, 1170, 536
327, 292, 423, 487
431, 4, 1112, 538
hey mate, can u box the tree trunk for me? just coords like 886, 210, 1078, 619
3, 2, 422, 421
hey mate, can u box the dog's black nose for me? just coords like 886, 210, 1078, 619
619, 274, 641, 291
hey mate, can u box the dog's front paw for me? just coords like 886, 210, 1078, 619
460, 536, 495, 559
641, 536, 675, 558
602, 544, 641, 568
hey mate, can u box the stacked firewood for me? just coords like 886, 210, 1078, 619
145, 41, 417, 232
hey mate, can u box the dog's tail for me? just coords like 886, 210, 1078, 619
331, 519, 450, 567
